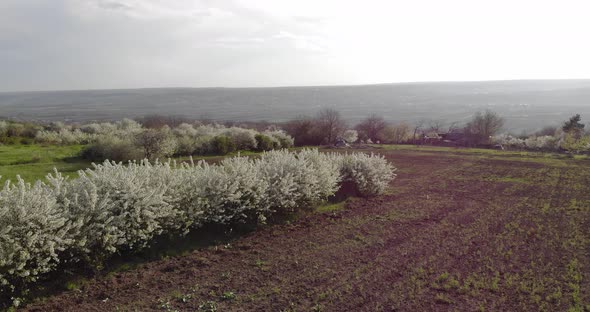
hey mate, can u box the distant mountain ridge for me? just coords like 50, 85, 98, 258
1, 80, 590, 132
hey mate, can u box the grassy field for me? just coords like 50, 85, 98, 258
0, 144, 309, 185
0, 145, 256, 184
0, 144, 89, 184
23, 146, 590, 311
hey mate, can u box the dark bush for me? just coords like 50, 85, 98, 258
211, 135, 236, 155
0, 136, 21, 145
19, 137, 34, 145
255, 134, 277, 151
273, 135, 293, 149
284, 117, 323, 146
81, 137, 143, 162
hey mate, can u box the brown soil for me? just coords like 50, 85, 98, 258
23, 149, 590, 311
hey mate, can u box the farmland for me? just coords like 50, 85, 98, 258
22, 146, 590, 311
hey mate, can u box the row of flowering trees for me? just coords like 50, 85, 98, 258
32, 119, 294, 161
0, 149, 396, 307
492, 114, 590, 153
493, 133, 590, 153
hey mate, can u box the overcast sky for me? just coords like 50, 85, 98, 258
1, 0, 590, 92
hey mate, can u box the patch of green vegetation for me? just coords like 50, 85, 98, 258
567, 259, 585, 311
254, 258, 270, 271
492, 176, 531, 184
541, 203, 551, 213
430, 272, 461, 291
64, 279, 84, 291
434, 293, 453, 304
0, 145, 289, 184
221, 291, 236, 301
158, 299, 178, 312
316, 201, 346, 213
220, 272, 231, 280
0, 144, 89, 183
198, 300, 217, 311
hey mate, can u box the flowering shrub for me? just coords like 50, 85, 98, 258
493, 134, 561, 151
343, 129, 359, 143
337, 152, 397, 196
524, 136, 560, 151
256, 149, 341, 214
492, 134, 525, 149
35, 129, 96, 145
0, 149, 395, 305
264, 130, 294, 149
63, 161, 184, 257
196, 157, 270, 224
135, 127, 178, 159
0, 121, 8, 135
224, 127, 258, 150
0, 178, 76, 296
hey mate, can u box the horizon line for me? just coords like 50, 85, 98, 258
2, 78, 590, 94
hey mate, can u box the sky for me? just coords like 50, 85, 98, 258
1, 0, 590, 92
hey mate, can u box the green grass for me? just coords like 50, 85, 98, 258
316, 201, 346, 213
0, 144, 89, 184
0, 145, 317, 184
0, 145, 269, 184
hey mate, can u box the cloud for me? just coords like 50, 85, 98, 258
0, 0, 332, 91
1, 0, 590, 91
273, 31, 326, 52
95, 1, 133, 12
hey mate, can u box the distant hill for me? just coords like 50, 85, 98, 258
1, 80, 590, 132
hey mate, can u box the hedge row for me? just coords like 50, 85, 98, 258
0, 149, 396, 306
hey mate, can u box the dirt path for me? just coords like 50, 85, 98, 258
24, 151, 590, 311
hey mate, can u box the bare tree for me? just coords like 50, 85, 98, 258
381, 123, 412, 144
284, 115, 319, 146
355, 114, 387, 143
427, 120, 444, 133
316, 108, 346, 144
412, 120, 425, 145
447, 121, 460, 133
464, 110, 505, 146
535, 126, 558, 137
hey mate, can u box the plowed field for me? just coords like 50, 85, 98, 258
25, 148, 590, 311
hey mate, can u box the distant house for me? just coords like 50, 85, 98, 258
423, 132, 442, 144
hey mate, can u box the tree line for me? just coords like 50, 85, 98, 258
282, 108, 506, 147
1, 110, 588, 154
